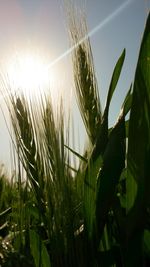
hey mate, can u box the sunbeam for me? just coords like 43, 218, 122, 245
46, 0, 134, 70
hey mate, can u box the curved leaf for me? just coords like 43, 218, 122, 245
127, 11, 150, 212
121, 84, 132, 117
95, 114, 125, 245
93, 49, 126, 159
127, 11, 150, 181
104, 49, 126, 117
125, 11, 150, 267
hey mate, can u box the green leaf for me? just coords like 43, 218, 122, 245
93, 49, 126, 159
108, 119, 129, 137
104, 49, 126, 117
95, 114, 125, 245
64, 144, 87, 162
127, 11, 150, 183
84, 154, 103, 240
127, 11, 150, 214
29, 229, 51, 267
126, 170, 137, 212
121, 84, 132, 117
125, 12, 150, 266
90, 120, 108, 161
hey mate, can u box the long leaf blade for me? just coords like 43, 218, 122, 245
125, 11, 150, 267
127, 11, 150, 212
104, 49, 126, 116
95, 114, 125, 246
29, 229, 51, 267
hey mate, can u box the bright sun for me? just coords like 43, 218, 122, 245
7, 53, 55, 97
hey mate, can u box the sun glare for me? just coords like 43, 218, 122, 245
7, 53, 55, 97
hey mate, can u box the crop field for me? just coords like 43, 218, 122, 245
0, 7, 150, 267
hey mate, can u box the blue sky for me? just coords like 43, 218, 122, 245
0, 0, 149, 171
